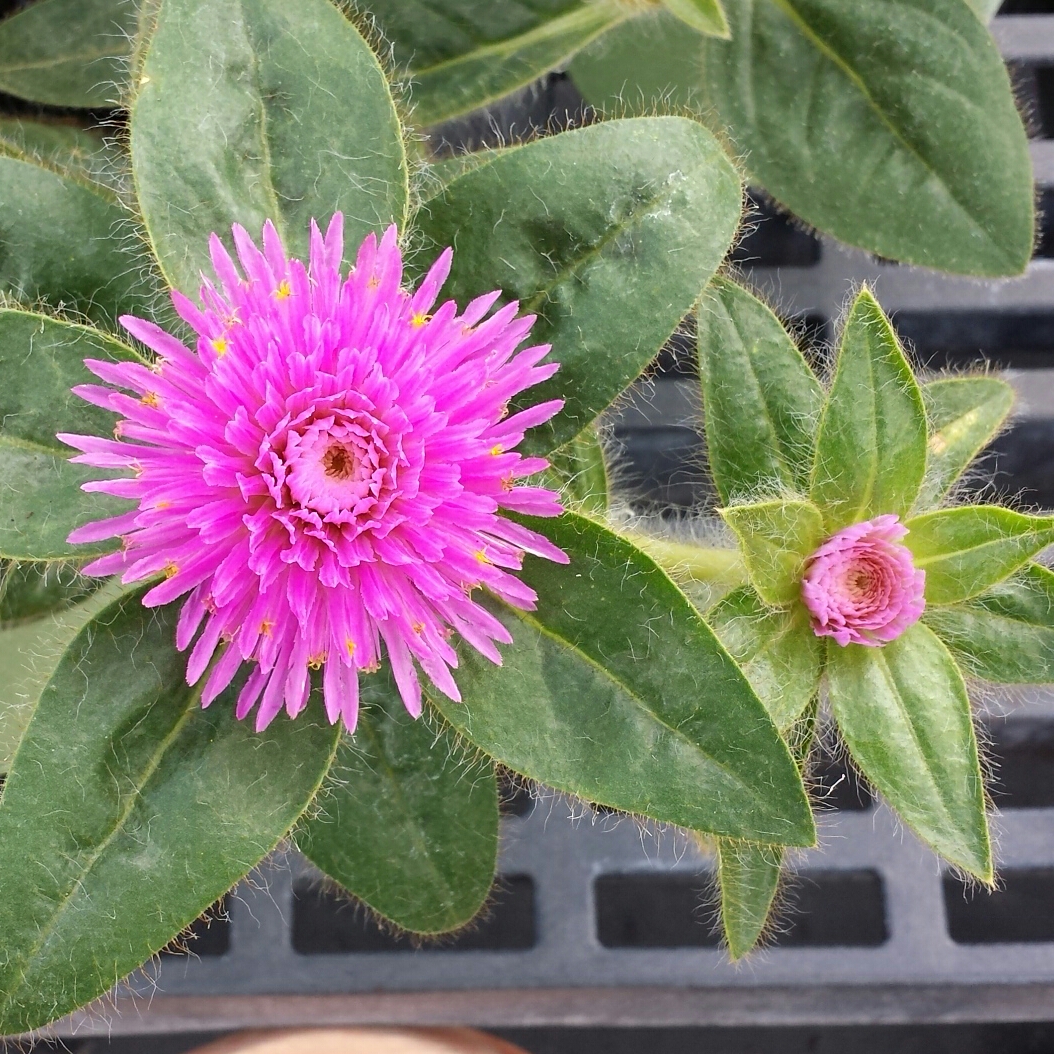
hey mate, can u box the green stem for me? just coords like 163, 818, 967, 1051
624, 532, 748, 589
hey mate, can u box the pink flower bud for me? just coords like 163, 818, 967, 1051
801, 514, 925, 647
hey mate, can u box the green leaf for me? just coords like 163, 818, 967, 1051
131, 0, 408, 297
917, 376, 1014, 511
828, 622, 991, 881
298, 669, 498, 936
708, 585, 822, 731
544, 425, 609, 517
925, 563, 1054, 684
665, 0, 730, 36
431, 512, 815, 847
720, 499, 824, 607
569, 11, 704, 116
379, 0, 626, 126
702, 0, 1033, 275
0, 117, 124, 192
0, 561, 102, 627
0, 0, 136, 108
717, 839, 783, 959
0, 310, 138, 560
0, 589, 341, 1035
906, 506, 1054, 605
811, 289, 927, 530
0, 137, 155, 325
714, 697, 817, 960
415, 117, 742, 455
966, 0, 1001, 21
698, 276, 823, 503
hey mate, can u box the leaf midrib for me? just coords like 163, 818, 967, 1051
0, 684, 201, 1017
911, 527, 1054, 567
765, 0, 1016, 268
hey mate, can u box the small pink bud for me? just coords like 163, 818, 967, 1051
801, 514, 925, 647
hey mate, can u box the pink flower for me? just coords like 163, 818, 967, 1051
801, 514, 925, 647
59, 215, 568, 731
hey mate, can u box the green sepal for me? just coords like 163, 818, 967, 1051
811, 289, 927, 530
0, 589, 341, 1035
708, 584, 822, 731
698, 276, 823, 503
917, 376, 1015, 511
544, 425, 609, 517
0, 310, 141, 560
431, 512, 815, 847
906, 506, 1054, 605
131, 0, 408, 296
925, 563, 1054, 684
827, 622, 991, 882
664, 0, 730, 37
720, 499, 825, 607
298, 670, 498, 937
0, 0, 136, 108
413, 116, 742, 456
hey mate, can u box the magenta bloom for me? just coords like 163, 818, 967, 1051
59, 215, 568, 731
801, 515, 925, 647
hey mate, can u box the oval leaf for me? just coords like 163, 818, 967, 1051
298, 669, 499, 936
0, 589, 341, 1035
828, 623, 991, 881
720, 499, 824, 607
544, 425, 609, 517
917, 376, 1014, 511
708, 584, 822, 731
0, 560, 102, 627
698, 276, 823, 503
377, 0, 623, 126
702, 0, 1032, 275
431, 513, 815, 846
131, 0, 408, 296
0, 0, 135, 108
906, 506, 1054, 605
415, 116, 742, 455
0, 141, 155, 325
0, 310, 138, 560
925, 563, 1054, 684
811, 290, 927, 530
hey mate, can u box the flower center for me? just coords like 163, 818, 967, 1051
322, 442, 356, 481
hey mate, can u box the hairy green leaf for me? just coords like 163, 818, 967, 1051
917, 376, 1014, 511
720, 499, 825, 607
665, 0, 730, 36
906, 506, 1054, 605
699, 276, 823, 503
0, 0, 136, 108
828, 623, 991, 881
375, 0, 624, 126
0, 310, 138, 560
432, 513, 815, 846
131, 0, 408, 296
704, 0, 1032, 274
299, 669, 498, 936
544, 425, 609, 516
0, 136, 155, 325
811, 290, 927, 530
0, 561, 102, 627
717, 838, 783, 959
0, 117, 124, 191
925, 563, 1054, 683
415, 117, 741, 455
0, 589, 341, 1035
708, 585, 822, 731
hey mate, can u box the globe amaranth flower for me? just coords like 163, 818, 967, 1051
58, 215, 568, 731
801, 514, 925, 647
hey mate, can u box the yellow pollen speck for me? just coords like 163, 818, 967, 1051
501, 475, 515, 492
308, 652, 325, 670
163, 563, 179, 579
140, 74, 151, 86
474, 549, 491, 564
212, 337, 228, 356
155, 500, 171, 510
411, 312, 430, 328
412, 622, 425, 634
367, 275, 380, 290
141, 391, 160, 408
346, 639, 356, 656
260, 620, 275, 637
274, 280, 291, 300
490, 444, 503, 456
